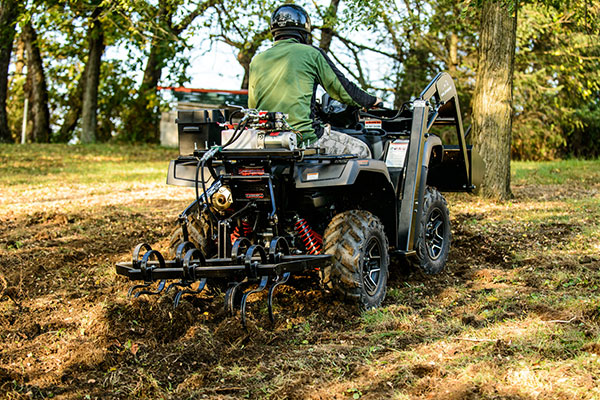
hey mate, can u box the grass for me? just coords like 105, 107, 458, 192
0, 143, 176, 187
0, 144, 599, 399
512, 159, 600, 185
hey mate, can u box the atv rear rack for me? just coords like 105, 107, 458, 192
115, 239, 332, 326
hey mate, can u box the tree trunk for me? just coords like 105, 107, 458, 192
240, 61, 250, 90
0, 0, 21, 143
123, 0, 173, 143
22, 21, 50, 143
126, 41, 164, 142
122, 0, 216, 142
319, 0, 340, 53
13, 34, 24, 75
472, 1, 517, 200
56, 63, 86, 142
80, 17, 104, 144
238, 46, 258, 90
448, 32, 458, 75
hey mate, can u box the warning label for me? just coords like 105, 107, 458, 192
385, 140, 410, 167
364, 120, 382, 130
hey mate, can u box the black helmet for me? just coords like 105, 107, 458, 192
270, 4, 311, 43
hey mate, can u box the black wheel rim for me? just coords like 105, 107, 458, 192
425, 208, 445, 260
362, 237, 383, 296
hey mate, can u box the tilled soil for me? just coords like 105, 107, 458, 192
1, 162, 599, 399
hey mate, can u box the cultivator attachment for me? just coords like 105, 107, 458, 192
116, 237, 331, 326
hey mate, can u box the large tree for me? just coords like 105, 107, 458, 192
210, 0, 273, 90
0, 0, 22, 143
22, 20, 51, 143
122, 0, 219, 142
80, 5, 105, 144
317, 0, 341, 53
471, 1, 517, 200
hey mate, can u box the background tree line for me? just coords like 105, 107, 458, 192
0, 0, 598, 196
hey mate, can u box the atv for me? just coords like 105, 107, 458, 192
115, 72, 483, 325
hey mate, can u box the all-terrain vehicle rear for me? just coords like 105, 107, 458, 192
116, 72, 483, 325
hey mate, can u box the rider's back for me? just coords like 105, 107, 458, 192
249, 38, 374, 146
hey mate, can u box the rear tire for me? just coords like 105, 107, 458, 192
168, 212, 215, 258
322, 210, 389, 310
411, 186, 451, 274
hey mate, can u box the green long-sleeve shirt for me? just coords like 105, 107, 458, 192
248, 39, 377, 145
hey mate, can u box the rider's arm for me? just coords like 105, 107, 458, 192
313, 47, 377, 109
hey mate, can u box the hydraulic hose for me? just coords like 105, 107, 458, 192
222, 118, 249, 149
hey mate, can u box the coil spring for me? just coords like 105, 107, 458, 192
231, 220, 252, 244
294, 217, 322, 255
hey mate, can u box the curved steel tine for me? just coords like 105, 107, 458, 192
173, 278, 207, 308
127, 282, 151, 298
241, 276, 270, 328
166, 280, 190, 294
225, 279, 247, 316
268, 272, 291, 323
173, 290, 185, 309
133, 280, 167, 298
191, 278, 208, 294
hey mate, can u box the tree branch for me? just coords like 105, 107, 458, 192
332, 32, 403, 61
174, 0, 220, 36
327, 50, 361, 82
215, 2, 244, 39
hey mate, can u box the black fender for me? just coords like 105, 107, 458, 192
294, 159, 392, 188
348, 170, 398, 246
295, 160, 397, 246
423, 134, 443, 168
295, 160, 397, 248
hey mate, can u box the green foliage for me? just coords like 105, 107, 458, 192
513, 2, 600, 160
4, 0, 599, 158
96, 60, 138, 142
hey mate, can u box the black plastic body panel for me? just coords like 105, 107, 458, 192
427, 145, 483, 192
167, 159, 213, 187
294, 159, 391, 188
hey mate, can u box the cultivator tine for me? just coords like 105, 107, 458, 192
165, 281, 189, 294
175, 241, 194, 266
133, 279, 167, 298
132, 243, 152, 267
173, 278, 207, 308
232, 237, 252, 263
126, 243, 167, 299
127, 282, 152, 298
268, 272, 291, 323
240, 275, 269, 327
168, 248, 208, 307
225, 279, 248, 316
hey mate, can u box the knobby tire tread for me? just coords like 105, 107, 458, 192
168, 212, 214, 259
322, 210, 389, 310
412, 186, 451, 274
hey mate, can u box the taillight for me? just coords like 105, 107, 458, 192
238, 168, 265, 176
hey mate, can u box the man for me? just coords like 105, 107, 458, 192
248, 4, 382, 158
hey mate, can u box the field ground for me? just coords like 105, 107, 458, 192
1, 144, 599, 399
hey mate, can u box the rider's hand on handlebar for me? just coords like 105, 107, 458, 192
363, 98, 384, 111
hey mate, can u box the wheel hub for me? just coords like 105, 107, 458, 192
362, 237, 383, 296
425, 208, 445, 260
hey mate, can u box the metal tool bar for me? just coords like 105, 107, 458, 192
116, 255, 332, 281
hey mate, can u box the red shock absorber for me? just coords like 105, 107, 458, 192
230, 220, 253, 244
230, 227, 240, 244
242, 220, 252, 237
294, 217, 322, 255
